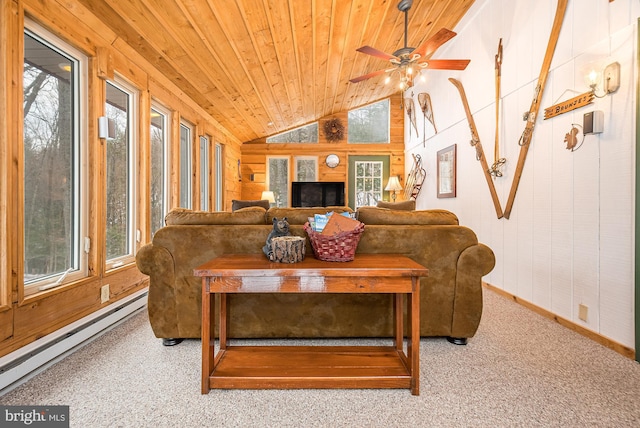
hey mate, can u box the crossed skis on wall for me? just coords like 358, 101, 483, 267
448, 0, 567, 220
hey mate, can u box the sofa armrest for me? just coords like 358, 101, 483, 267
450, 243, 496, 338
136, 243, 179, 338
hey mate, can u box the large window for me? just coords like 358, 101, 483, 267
105, 80, 137, 266
23, 25, 88, 294
214, 143, 223, 211
150, 106, 169, 236
199, 135, 210, 211
266, 123, 318, 143
348, 99, 390, 143
294, 156, 317, 182
266, 156, 289, 207
179, 122, 193, 208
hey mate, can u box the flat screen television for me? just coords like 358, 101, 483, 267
291, 182, 345, 207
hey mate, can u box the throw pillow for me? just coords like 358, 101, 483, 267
165, 207, 267, 225
356, 206, 459, 225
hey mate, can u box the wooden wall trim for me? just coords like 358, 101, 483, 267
0, 0, 19, 325
483, 283, 636, 360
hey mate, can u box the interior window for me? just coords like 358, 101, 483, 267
199, 135, 210, 211
150, 106, 169, 236
105, 80, 138, 267
179, 122, 193, 208
266, 156, 289, 207
214, 143, 223, 211
266, 123, 318, 143
23, 25, 88, 294
348, 99, 390, 143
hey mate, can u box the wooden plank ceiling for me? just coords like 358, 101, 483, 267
77, 0, 475, 143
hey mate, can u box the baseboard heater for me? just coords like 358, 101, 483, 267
0, 288, 148, 396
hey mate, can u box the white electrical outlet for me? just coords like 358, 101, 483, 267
578, 304, 588, 322
101, 284, 110, 304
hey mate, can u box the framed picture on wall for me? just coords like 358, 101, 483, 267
437, 144, 456, 198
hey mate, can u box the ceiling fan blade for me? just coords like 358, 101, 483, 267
349, 68, 388, 83
412, 28, 457, 59
356, 45, 398, 62
420, 59, 470, 70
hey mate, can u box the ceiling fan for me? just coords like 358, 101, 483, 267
349, 0, 470, 89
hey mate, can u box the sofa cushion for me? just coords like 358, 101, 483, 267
267, 206, 354, 225
165, 207, 267, 225
231, 199, 271, 211
376, 200, 416, 210
356, 206, 459, 225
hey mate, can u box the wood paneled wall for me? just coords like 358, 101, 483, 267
0, 0, 242, 358
241, 94, 406, 204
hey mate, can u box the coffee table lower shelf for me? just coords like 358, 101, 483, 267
207, 345, 413, 390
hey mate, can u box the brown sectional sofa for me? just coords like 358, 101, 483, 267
135, 206, 495, 345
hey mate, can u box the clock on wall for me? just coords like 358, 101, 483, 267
325, 154, 340, 168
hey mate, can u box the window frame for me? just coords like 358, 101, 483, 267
214, 142, 223, 211
294, 156, 318, 182
199, 134, 210, 211
150, 103, 170, 236
266, 122, 319, 143
179, 121, 194, 209
266, 156, 290, 208
104, 78, 138, 270
347, 99, 390, 144
347, 155, 390, 210
22, 20, 89, 296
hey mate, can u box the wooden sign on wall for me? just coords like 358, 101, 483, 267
544, 91, 594, 120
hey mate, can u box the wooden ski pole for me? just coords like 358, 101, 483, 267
489, 38, 506, 178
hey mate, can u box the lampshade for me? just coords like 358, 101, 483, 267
261, 191, 276, 204
385, 176, 403, 192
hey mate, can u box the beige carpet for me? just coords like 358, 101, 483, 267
1, 289, 639, 427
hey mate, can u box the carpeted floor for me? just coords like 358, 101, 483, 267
1, 289, 639, 427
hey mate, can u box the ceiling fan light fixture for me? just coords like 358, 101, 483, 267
350, 1, 470, 94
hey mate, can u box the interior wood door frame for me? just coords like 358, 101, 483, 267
347, 155, 390, 210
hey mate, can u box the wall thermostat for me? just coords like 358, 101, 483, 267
583, 110, 603, 135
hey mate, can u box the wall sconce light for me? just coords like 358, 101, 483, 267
261, 191, 276, 206
585, 61, 620, 98
384, 176, 403, 202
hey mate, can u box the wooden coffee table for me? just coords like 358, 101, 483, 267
194, 253, 428, 395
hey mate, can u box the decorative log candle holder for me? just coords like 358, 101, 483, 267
269, 236, 306, 263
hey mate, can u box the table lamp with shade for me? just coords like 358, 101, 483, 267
384, 176, 403, 202
261, 190, 276, 207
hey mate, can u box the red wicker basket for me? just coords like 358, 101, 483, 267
303, 221, 365, 262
